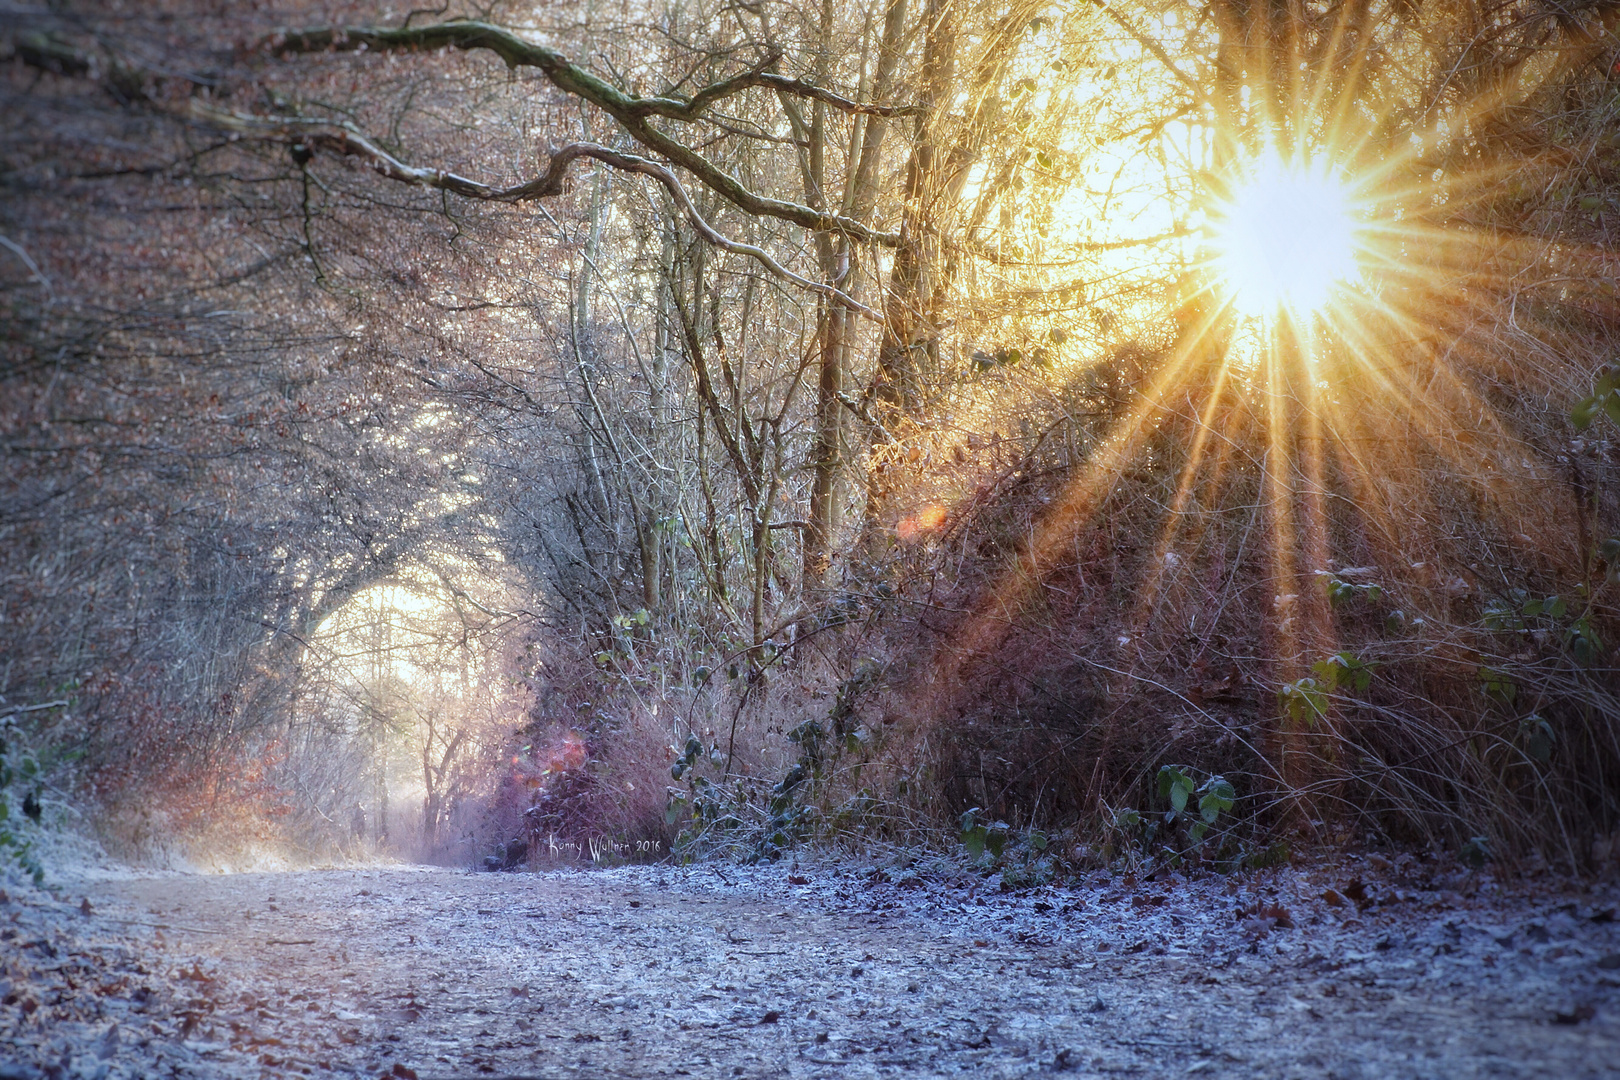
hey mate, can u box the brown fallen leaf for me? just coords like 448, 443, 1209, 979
1321, 888, 1345, 907
1260, 903, 1293, 928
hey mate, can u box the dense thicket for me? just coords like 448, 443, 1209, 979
3, 0, 1618, 870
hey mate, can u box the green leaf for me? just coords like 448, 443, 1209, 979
1028, 830, 1048, 851
1604, 391, 1620, 428
1198, 778, 1235, 823
1459, 836, 1491, 869
1572, 394, 1602, 431
985, 824, 1009, 858
1035, 151, 1053, 169
1522, 715, 1555, 764
1579, 195, 1604, 212
1280, 678, 1328, 724
1478, 666, 1517, 704
691, 665, 711, 687
1570, 618, 1602, 665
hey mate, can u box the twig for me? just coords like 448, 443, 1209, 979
0, 699, 69, 720
96, 917, 228, 935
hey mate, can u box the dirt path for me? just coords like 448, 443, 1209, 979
3, 856, 1618, 1078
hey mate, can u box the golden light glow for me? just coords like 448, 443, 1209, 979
1211, 156, 1361, 318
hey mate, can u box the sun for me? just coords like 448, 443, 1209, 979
1211, 155, 1361, 319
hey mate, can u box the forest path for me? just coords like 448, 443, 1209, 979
8, 858, 1619, 1079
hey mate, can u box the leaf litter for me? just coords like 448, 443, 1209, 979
0, 852, 1615, 1078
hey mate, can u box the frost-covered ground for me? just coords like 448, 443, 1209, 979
1, 851, 1616, 1079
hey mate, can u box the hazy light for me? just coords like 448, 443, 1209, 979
1213, 157, 1359, 318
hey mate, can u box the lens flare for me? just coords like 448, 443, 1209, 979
1212, 156, 1361, 318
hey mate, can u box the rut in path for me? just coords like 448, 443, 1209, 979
3, 858, 1617, 1078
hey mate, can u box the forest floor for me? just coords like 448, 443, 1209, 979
1, 850, 1617, 1079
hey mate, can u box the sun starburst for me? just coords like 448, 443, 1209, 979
1210, 155, 1365, 321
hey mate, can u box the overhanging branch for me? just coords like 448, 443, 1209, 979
265, 21, 904, 247
191, 104, 879, 319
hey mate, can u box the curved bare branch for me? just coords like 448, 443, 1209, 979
266, 21, 905, 247
190, 104, 879, 320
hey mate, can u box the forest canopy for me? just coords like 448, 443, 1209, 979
3, 0, 1618, 872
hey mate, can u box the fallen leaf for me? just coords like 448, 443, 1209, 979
1260, 903, 1294, 928
95, 1023, 119, 1060
1553, 1005, 1596, 1025
760, 1010, 781, 1024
